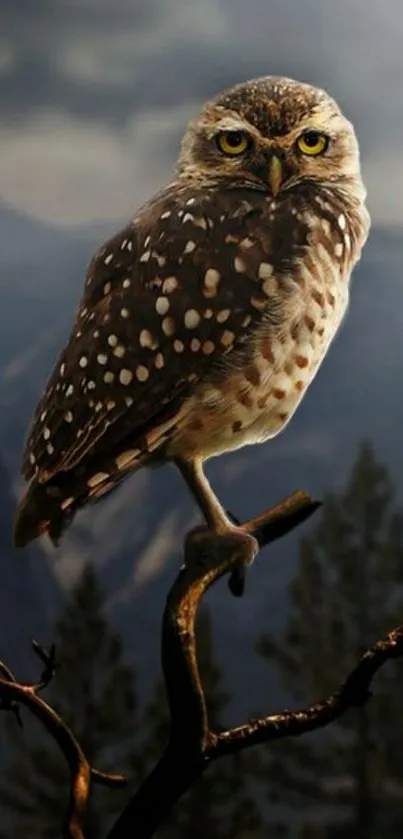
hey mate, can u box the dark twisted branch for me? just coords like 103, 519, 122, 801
107, 490, 321, 837
107, 490, 403, 839
3, 489, 403, 838
0, 640, 126, 839
211, 626, 403, 756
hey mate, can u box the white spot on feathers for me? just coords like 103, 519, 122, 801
338, 214, 346, 230
136, 365, 149, 382
119, 369, 133, 385
184, 309, 200, 329
156, 296, 170, 316
116, 449, 140, 469
87, 472, 109, 489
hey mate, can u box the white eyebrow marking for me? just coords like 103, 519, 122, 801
214, 117, 249, 133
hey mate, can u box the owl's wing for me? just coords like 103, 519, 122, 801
22, 184, 284, 483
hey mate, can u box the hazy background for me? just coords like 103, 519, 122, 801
1, 0, 402, 713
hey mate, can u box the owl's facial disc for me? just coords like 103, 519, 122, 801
177, 77, 362, 194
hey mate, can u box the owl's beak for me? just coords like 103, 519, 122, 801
268, 155, 283, 196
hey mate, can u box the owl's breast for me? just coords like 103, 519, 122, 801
169, 240, 350, 461
241, 256, 350, 445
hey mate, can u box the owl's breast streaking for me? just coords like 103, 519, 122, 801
168, 189, 362, 461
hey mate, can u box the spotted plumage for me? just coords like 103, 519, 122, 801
14, 75, 370, 547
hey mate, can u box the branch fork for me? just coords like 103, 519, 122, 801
3, 488, 403, 839
0, 640, 126, 839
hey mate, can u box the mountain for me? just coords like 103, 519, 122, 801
0, 452, 60, 691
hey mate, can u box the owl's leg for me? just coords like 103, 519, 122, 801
175, 456, 257, 597
175, 456, 234, 533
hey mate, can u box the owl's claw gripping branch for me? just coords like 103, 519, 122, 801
0, 640, 126, 839
175, 458, 321, 597
228, 489, 323, 595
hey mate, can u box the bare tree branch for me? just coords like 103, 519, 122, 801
210, 625, 403, 757
0, 640, 126, 839
107, 491, 403, 839
4, 489, 403, 838
107, 490, 321, 838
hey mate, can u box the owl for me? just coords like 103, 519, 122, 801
13, 76, 370, 548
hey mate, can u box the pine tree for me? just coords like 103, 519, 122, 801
139, 607, 265, 839
0, 563, 140, 838
256, 441, 403, 838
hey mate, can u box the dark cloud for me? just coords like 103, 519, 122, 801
2, 0, 402, 151
2, 0, 402, 226
2, 0, 220, 121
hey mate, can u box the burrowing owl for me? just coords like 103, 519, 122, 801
14, 76, 370, 548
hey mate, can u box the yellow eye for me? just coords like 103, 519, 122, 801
297, 131, 328, 156
216, 130, 251, 156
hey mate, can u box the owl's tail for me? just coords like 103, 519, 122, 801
14, 480, 82, 548
13, 446, 151, 548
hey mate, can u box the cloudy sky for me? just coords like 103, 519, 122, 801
2, 0, 403, 227
2, 0, 403, 600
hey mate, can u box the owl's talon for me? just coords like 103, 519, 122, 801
227, 528, 258, 597
228, 564, 247, 597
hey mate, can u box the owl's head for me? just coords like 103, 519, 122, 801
177, 76, 363, 197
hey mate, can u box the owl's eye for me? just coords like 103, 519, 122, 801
216, 130, 251, 156
297, 131, 328, 156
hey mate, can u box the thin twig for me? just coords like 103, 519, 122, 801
0, 641, 126, 839
209, 625, 403, 756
